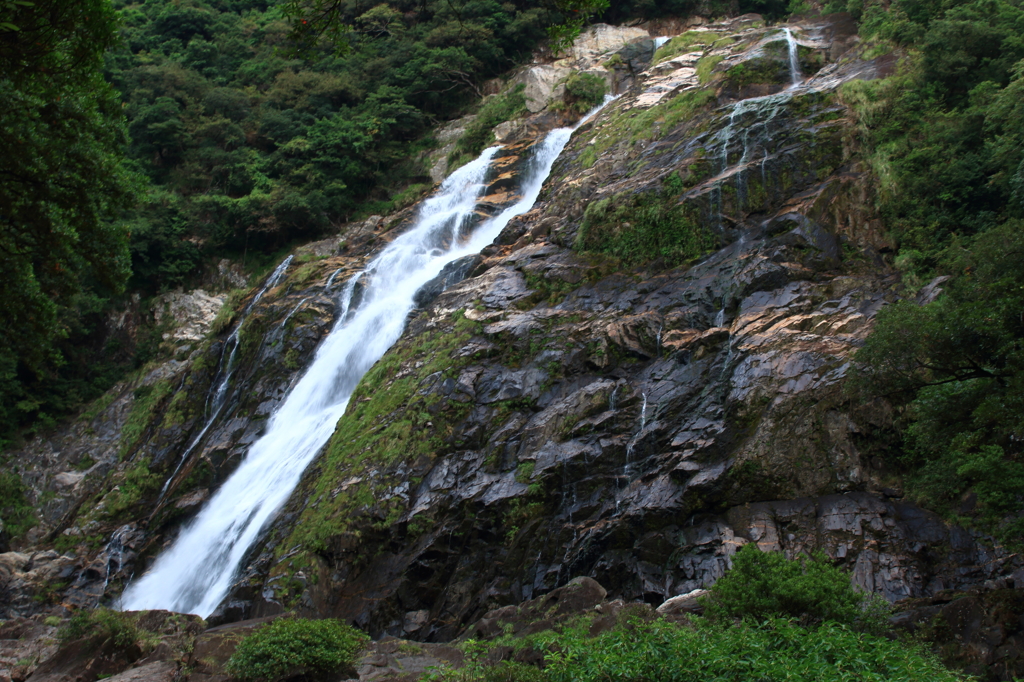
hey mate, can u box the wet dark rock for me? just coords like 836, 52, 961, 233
413, 255, 483, 309
464, 577, 608, 641
894, 589, 1024, 681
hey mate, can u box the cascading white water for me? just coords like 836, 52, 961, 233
708, 26, 806, 223
783, 27, 802, 88
120, 99, 612, 617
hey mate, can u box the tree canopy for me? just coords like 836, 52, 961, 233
0, 0, 138, 440
845, 0, 1024, 544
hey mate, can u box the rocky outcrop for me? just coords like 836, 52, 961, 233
198, 13, 1024, 644
153, 290, 227, 344
894, 586, 1024, 681
192, 13, 1015, 647
0, 618, 59, 682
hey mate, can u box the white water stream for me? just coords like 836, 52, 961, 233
120, 100, 611, 616
708, 26, 806, 224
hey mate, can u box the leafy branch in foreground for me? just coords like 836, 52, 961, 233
547, 0, 610, 54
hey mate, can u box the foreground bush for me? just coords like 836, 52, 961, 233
703, 544, 890, 632
444, 616, 965, 682
58, 608, 149, 649
224, 617, 367, 682
544, 617, 965, 682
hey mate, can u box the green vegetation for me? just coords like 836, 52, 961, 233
100, 458, 163, 521
574, 173, 716, 267
562, 72, 606, 114
439, 549, 955, 681
530, 618, 962, 681
0, 0, 140, 442
0, 469, 37, 540
58, 608, 154, 649
696, 54, 725, 84
702, 544, 891, 633
577, 88, 715, 168
723, 57, 786, 86
852, 222, 1024, 545
119, 380, 173, 458
224, 617, 367, 682
652, 31, 709, 64
841, 0, 1024, 260
279, 309, 480, 555
843, 0, 1024, 545
450, 86, 528, 170
443, 610, 958, 681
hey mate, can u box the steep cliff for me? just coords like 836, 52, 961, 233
3, 10, 1023, 682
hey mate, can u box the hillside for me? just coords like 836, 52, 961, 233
2, 1, 1024, 681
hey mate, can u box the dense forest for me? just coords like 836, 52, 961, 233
843, 0, 1024, 544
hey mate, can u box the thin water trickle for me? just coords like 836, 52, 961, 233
324, 268, 343, 290
708, 25, 806, 225
157, 256, 295, 505
279, 297, 310, 329
714, 307, 726, 328
624, 391, 648, 479
103, 525, 133, 590
205, 256, 294, 419
653, 36, 670, 50
121, 99, 616, 617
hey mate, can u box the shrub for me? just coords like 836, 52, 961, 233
574, 173, 716, 267
562, 73, 606, 114
0, 470, 36, 540
224, 617, 367, 682
58, 609, 148, 649
439, 614, 965, 681
702, 544, 890, 633
443, 661, 544, 682
540, 617, 966, 682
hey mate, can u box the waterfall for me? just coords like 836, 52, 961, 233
783, 27, 802, 87
120, 99, 613, 617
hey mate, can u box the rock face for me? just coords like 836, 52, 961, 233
212, 12, 1015, 645
153, 290, 228, 344
4, 12, 1022, 682
519, 65, 574, 113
